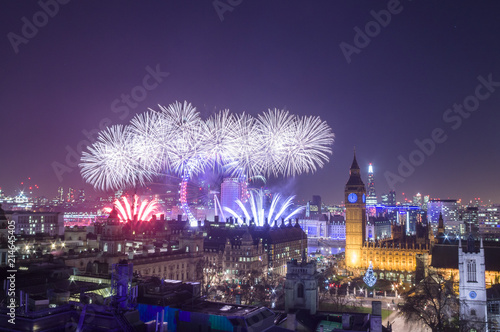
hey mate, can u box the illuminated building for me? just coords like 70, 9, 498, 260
77, 188, 85, 203
57, 186, 64, 202
344, 152, 366, 269
308, 195, 322, 216
344, 152, 431, 281
8, 210, 64, 236
478, 205, 500, 240
464, 206, 479, 234
67, 187, 75, 202
366, 217, 391, 241
366, 163, 377, 218
427, 199, 459, 234
220, 177, 247, 218
381, 190, 396, 206
203, 220, 307, 277
458, 235, 488, 331
412, 193, 422, 207
422, 194, 430, 211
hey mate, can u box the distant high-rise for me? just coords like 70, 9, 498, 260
427, 199, 459, 234
412, 193, 422, 207
366, 163, 377, 205
464, 206, 479, 234
478, 205, 500, 239
422, 195, 430, 211
58, 187, 64, 202
67, 187, 75, 202
221, 177, 247, 219
381, 190, 396, 206
309, 195, 322, 214
78, 189, 86, 203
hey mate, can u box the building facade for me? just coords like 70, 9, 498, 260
459, 235, 488, 330
8, 211, 64, 236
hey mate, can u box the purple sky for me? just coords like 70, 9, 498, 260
1, 1, 499, 205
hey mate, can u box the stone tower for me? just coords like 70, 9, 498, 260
345, 151, 366, 269
284, 257, 319, 315
459, 234, 488, 331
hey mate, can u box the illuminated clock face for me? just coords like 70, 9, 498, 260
362, 194, 366, 203
348, 193, 358, 203
469, 291, 477, 299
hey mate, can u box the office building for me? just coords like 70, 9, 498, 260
427, 199, 459, 233
478, 205, 500, 240
220, 177, 247, 217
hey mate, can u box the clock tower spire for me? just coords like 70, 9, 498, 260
345, 150, 366, 269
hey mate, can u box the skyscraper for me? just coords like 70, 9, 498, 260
67, 187, 75, 202
427, 199, 460, 234
78, 189, 86, 203
412, 193, 422, 207
464, 206, 479, 234
381, 190, 396, 207
309, 195, 322, 215
388, 190, 396, 206
221, 177, 247, 219
478, 205, 500, 239
57, 187, 64, 202
366, 163, 377, 205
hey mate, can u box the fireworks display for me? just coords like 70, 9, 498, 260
223, 189, 304, 227
80, 101, 334, 225
80, 101, 334, 187
103, 195, 159, 222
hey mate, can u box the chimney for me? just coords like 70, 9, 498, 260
342, 314, 351, 330
177, 214, 182, 223
370, 301, 382, 332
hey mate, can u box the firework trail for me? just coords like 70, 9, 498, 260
103, 195, 159, 222
223, 189, 304, 226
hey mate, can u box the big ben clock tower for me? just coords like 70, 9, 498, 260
345, 151, 366, 269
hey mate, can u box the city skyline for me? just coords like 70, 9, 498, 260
1, 1, 499, 204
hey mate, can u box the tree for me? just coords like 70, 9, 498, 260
399, 271, 459, 332
236, 269, 266, 305
196, 257, 223, 297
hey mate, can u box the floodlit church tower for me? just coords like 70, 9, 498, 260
345, 151, 366, 269
459, 234, 488, 331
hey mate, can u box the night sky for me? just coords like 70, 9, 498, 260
1, 1, 499, 205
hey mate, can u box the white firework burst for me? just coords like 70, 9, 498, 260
129, 110, 169, 174
79, 101, 334, 197
283, 115, 334, 176
226, 112, 261, 177
158, 101, 207, 175
255, 108, 296, 177
203, 110, 238, 170
80, 125, 151, 191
